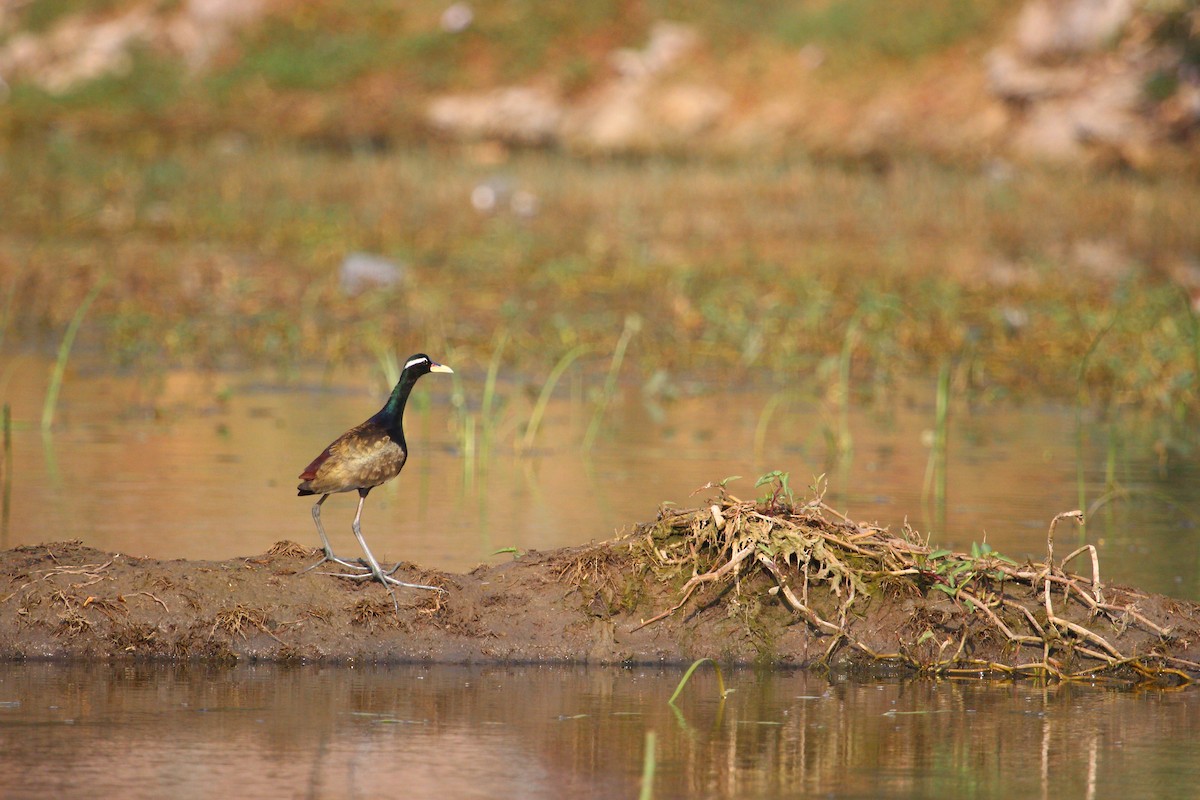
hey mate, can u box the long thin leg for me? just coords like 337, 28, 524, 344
327, 490, 445, 599
301, 494, 369, 574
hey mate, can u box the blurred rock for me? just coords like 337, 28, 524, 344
0, 8, 154, 92
564, 80, 730, 151
425, 22, 728, 153
986, 49, 1087, 101
1000, 306, 1030, 336
608, 21, 700, 79
1008, 73, 1152, 163
510, 189, 539, 218
426, 86, 563, 146
166, 0, 266, 72
983, 258, 1042, 290
0, 0, 264, 92
469, 177, 539, 218
439, 3, 473, 34
1070, 238, 1132, 280
796, 44, 826, 72
339, 253, 408, 296
1014, 0, 1134, 60
985, 0, 1184, 167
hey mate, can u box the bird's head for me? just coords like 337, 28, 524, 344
404, 353, 453, 376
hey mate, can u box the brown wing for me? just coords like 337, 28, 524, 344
297, 421, 406, 494
299, 447, 333, 482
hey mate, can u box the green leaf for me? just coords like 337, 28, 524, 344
492, 546, 524, 559
755, 470, 784, 487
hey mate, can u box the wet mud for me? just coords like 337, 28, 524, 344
2, 499, 1198, 685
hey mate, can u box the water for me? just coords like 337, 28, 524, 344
2, 357, 1200, 797
2, 356, 1197, 600
1, 662, 1197, 800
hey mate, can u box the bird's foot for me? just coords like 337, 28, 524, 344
325, 568, 446, 593
300, 551, 372, 574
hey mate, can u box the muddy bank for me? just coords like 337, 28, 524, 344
2, 495, 1198, 685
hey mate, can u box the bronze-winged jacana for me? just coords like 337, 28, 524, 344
297, 353, 453, 604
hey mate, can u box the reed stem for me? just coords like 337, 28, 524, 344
521, 344, 592, 452
638, 731, 656, 800
583, 314, 640, 451
42, 278, 105, 433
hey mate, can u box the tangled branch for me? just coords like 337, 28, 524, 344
634, 480, 1191, 686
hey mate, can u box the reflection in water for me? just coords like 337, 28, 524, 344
0, 662, 1197, 800
2, 358, 1197, 600
3, 360, 1200, 798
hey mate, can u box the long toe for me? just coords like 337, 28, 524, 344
329, 567, 445, 593
300, 554, 371, 574
330, 555, 372, 571
299, 554, 333, 574
380, 573, 446, 593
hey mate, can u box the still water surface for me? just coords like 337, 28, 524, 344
3, 356, 1197, 600
2, 357, 1199, 797
2, 662, 1198, 800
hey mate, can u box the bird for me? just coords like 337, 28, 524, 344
297, 353, 453, 606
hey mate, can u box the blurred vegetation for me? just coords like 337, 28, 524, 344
1, 0, 1199, 449
3, 137, 1199, 420
0, 0, 1018, 145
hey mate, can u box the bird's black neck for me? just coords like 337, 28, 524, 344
376, 369, 421, 438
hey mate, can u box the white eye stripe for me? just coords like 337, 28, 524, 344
404, 357, 429, 370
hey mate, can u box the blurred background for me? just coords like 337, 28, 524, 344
0, 0, 1199, 597
3, 5, 1200, 797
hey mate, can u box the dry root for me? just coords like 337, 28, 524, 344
635, 483, 1193, 686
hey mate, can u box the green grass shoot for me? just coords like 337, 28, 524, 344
832, 308, 861, 461
1, 402, 10, 541
521, 343, 592, 453
491, 546, 523, 560
481, 329, 508, 443
583, 313, 640, 452
921, 360, 951, 532
373, 345, 401, 389
41, 278, 105, 433
638, 730, 656, 800
753, 392, 786, 465
668, 657, 729, 705
1074, 313, 1118, 536
0, 278, 15, 357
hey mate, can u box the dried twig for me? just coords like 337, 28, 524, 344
634, 492, 1190, 684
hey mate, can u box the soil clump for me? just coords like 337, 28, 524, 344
2, 490, 1197, 686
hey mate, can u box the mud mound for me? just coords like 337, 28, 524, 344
630, 482, 1198, 685
1, 486, 1197, 685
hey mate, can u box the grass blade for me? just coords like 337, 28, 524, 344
0, 277, 16, 357
481, 329, 509, 439
921, 360, 951, 534
1074, 312, 1118, 537
480, 330, 509, 463
668, 657, 727, 705
638, 730, 656, 800
583, 314, 640, 451
1, 403, 10, 545
521, 343, 592, 453
753, 392, 786, 466
42, 277, 105, 433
